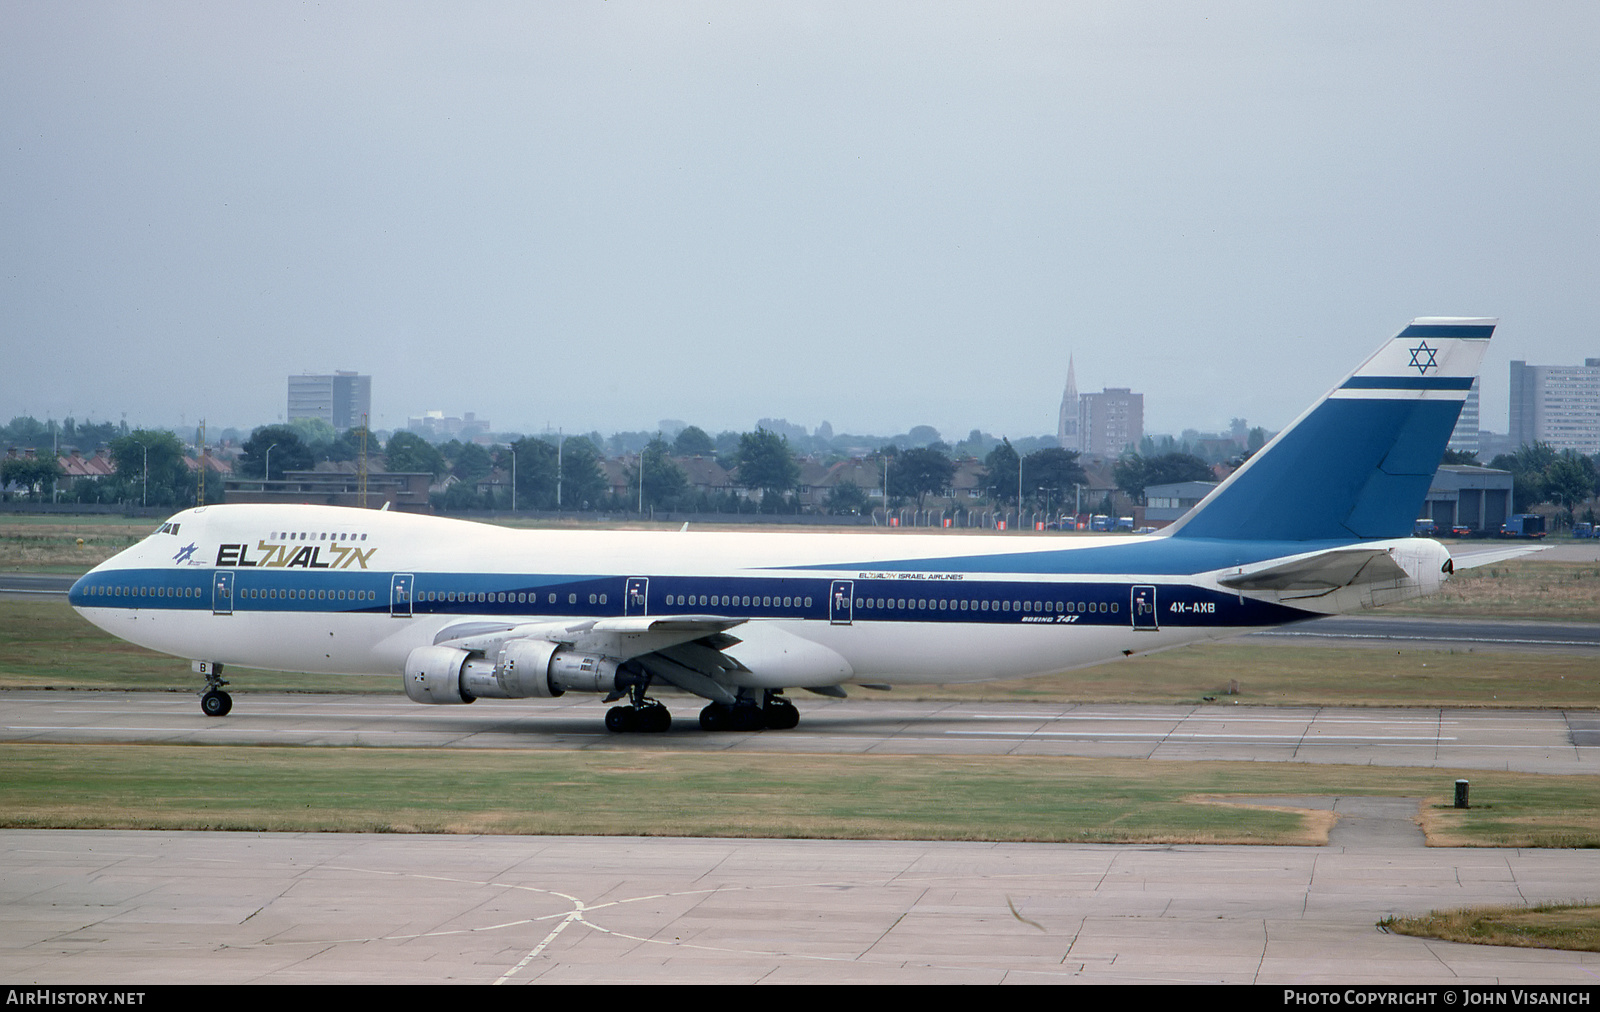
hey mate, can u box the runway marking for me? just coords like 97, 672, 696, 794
498, 906, 586, 984
1261, 631, 1600, 648
256, 862, 924, 981
947, 731, 1457, 742
967, 713, 1462, 726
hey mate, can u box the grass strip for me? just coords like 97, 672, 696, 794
2, 744, 1596, 847
1385, 557, 1600, 623
1382, 903, 1600, 951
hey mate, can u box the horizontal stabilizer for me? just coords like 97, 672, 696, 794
1449, 545, 1551, 570
1218, 548, 1407, 593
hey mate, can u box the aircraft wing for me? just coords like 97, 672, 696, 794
431, 615, 750, 704
435, 614, 744, 655
1217, 548, 1409, 595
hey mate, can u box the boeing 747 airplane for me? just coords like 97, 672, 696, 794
71, 318, 1494, 732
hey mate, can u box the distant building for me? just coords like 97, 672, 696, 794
1143, 480, 1217, 527
1056, 357, 1079, 451
288, 371, 371, 431
1509, 358, 1600, 454
225, 465, 431, 513
1447, 377, 1481, 455
1078, 388, 1144, 457
407, 410, 491, 440
1475, 429, 1516, 462
1422, 465, 1513, 533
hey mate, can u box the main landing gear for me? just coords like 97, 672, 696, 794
698, 691, 798, 732
603, 687, 801, 734
604, 678, 673, 733
605, 700, 671, 733
197, 660, 232, 718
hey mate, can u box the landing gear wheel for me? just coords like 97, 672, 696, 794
634, 703, 672, 733
200, 690, 232, 718
700, 702, 765, 731
605, 705, 638, 733
763, 699, 799, 730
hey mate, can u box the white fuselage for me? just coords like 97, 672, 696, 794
70, 504, 1449, 691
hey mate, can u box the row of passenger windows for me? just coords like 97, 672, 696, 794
419, 591, 607, 606
241, 588, 376, 601
268, 531, 369, 542
87, 583, 1113, 615
84, 585, 200, 598
855, 596, 1115, 614
670, 594, 813, 609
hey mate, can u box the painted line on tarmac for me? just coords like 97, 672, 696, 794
947, 730, 1457, 742
1261, 630, 1600, 648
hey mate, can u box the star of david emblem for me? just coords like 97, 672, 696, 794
172, 542, 198, 564
1408, 341, 1439, 375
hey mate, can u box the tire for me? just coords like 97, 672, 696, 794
765, 701, 799, 730
201, 690, 232, 718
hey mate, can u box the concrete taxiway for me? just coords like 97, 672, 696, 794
4, 829, 1597, 984
3, 691, 1595, 774
3, 691, 1598, 983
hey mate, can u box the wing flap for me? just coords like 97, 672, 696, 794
434, 614, 747, 663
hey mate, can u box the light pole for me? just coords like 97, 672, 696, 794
510, 445, 517, 512
263, 443, 279, 484
128, 440, 151, 508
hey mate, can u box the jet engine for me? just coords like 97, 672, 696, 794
403, 640, 622, 705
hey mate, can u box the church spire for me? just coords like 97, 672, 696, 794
1057, 355, 1079, 450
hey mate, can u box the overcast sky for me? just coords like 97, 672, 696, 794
4, 2, 1596, 444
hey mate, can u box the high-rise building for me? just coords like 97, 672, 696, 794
1078, 388, 1143, 457
1447, 377, 1480, 455
1056, 357, 1079, 451
1508, 359, 1600, 454
288, 371, 372, 431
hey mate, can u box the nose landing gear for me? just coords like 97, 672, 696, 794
196, 660, 231, 717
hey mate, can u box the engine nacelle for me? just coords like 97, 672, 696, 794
549, 650, 622, 694
494, 639, 565, 698
403, 640, 623, 704
403, 645, 475, 705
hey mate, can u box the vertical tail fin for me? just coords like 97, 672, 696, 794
1167, 318, 1494, 542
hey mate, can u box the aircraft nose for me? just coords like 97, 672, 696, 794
69, 565, 98, 608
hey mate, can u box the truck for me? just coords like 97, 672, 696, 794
1500, 514, 1546, 539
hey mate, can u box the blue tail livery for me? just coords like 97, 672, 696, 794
70, 317, 1492, 731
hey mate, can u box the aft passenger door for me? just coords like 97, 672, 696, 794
625, 577, 649, 616
829, 580, 854, 625
1131, 585, 1158, 631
